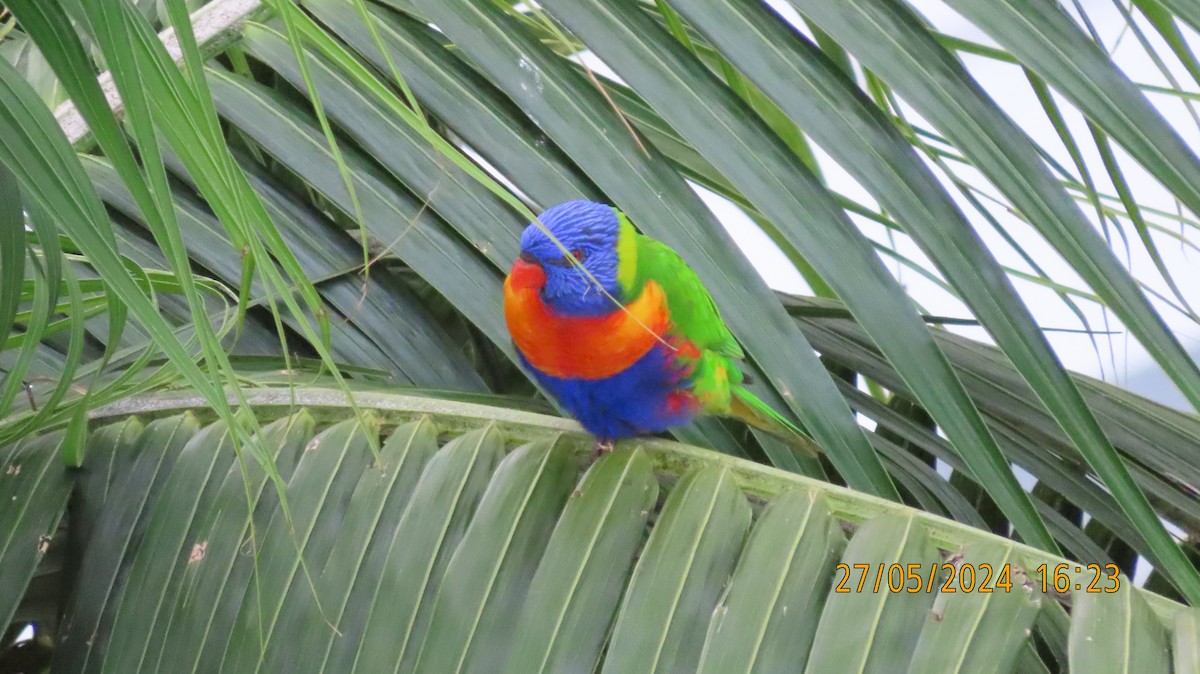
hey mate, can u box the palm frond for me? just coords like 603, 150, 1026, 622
4, 391, 1192, 671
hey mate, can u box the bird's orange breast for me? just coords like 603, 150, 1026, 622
504, 260, 671, 380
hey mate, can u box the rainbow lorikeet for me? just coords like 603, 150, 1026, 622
504, 199, 814, 455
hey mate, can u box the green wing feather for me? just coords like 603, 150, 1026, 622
622, 222, 742, 359
617, 210, 818, 457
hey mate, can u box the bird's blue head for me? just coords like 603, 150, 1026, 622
516, 199, 635, 316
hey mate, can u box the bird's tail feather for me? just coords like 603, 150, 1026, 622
729, 388, 822, 458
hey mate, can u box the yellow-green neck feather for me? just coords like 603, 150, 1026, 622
614, 209, 639, 296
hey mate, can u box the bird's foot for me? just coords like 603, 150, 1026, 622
592, 438, 615, 458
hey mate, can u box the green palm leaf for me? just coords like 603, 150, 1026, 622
3, 0, 1200, 669
3, 391, 1191, 671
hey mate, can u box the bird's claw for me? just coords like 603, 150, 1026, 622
593, 438, 615, 458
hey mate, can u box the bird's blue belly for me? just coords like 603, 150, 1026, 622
522, 344, 696, 439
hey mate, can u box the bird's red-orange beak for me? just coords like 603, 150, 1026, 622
507, 252, 547, 290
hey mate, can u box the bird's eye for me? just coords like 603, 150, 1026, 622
542, 249, 583, 267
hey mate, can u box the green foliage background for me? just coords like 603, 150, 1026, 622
1, 0, 1200, 670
